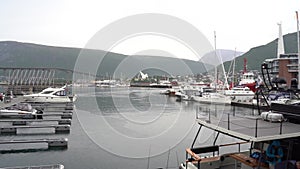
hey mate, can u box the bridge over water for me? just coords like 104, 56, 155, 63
0, 67, 98, 94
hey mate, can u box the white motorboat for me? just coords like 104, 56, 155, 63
191, 92, 231, 105
190, 87, 231, 105
24, 86, 75, 103
175, 85, 201, 101
0, 103, 40, 119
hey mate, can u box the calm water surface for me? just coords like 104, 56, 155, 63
0, 87, 255, 169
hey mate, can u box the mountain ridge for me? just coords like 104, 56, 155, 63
0, 31, 298, 79
225, 31, 298, 72
0, 41, 213, 78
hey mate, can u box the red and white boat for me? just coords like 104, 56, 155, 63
238, 58, 257, 92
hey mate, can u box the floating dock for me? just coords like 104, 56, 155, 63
0, 124, 71, 134
0, 138, 68, 148
0, 95, 74, 166
0, 119, 71, 125
0, 112, 72, 119
1, 164, 64, 169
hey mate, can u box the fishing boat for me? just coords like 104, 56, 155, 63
23, 86, 75, 103
237, 57, 257, 92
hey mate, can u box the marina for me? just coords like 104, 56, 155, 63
1, 2, 300, 168
0, 88, 75, 168
0, 87, 263, 169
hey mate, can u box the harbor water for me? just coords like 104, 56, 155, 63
0, 87, 256, 169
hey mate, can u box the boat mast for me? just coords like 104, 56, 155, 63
296, 11, 300, 89
214, 31, 229, 90
243, 58, 247, 74
232, 48, 236, 87
214, 31, 217, 91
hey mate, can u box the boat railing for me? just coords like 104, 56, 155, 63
185, 141, 249, 168
196, 110, 286, 139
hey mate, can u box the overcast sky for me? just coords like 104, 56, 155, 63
0, 0, 299, 60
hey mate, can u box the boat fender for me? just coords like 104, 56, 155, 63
37, 110, 43, 114
220, 156, 225, 161
266, 112, 269, 121
36, 109, 43, 119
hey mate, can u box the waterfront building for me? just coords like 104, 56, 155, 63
265, 53, 298, 88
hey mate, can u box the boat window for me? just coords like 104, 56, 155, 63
41, 91, 54, 94
55, 90, 66, 96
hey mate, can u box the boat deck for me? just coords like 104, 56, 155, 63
196, 113, 300, 142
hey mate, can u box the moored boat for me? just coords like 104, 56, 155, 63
0, 102, 41, 119
24, 86, 75, 103
191, 87, 231, 105
225, 86, 255, 105
180, 109, 300, 169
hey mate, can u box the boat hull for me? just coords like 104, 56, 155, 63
191, 94, 231, 105
24, 96, 72, 103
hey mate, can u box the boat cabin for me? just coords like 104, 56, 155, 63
181, 111, 300, 169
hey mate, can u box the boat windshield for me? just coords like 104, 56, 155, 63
41, 90, 54, 94
54, 90, 66, 96
243, 74, 254, 79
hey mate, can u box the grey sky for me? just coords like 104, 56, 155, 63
0, 0, 299, 60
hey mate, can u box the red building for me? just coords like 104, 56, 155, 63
266, 53, 298, 87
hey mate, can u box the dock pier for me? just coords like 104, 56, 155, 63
1, 164, 64, 169
0, 112, 73, 119
0, 124, 71, 134
0, 76, 76, 161
0, 119, 71, 125
0, 138, 68, 148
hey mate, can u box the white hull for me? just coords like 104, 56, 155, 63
0, 109, 37, 116
228, 95, 254, 104
192, 93, 231, 105
24, 96, 71, 103
224, 87, 255, 103
24, 86, 74, 103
